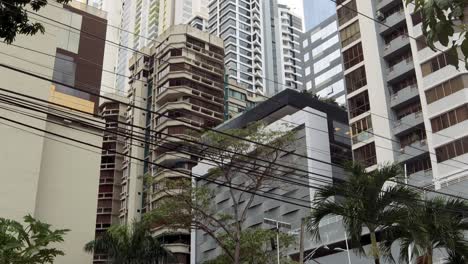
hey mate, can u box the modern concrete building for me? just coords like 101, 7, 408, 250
0, 2, 107, 263
299, 14, 345, 104
76, 0, 123, 94
297, 1, 468, 262
224, 79, 263, 119
192, 89, 351, 263
337, 0, 468, 190
123, 25, 225, 263
208, 0, 265, 94
263, 2, 303, 95
159, 0, 195, 33
92, 94, 128, 263
188, 14, 209, 31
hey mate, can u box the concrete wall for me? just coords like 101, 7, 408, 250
35, 117, 103, 264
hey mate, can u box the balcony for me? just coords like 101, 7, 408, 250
390, 85, 419, 108
380, 11, 406, 35
392, 111, 424, 136
397, 140, 429, 163
154, 151, 192, 167
383, 35, 410, 59
352, 129, 374, 144
387, 58, 414, 83
408, 169, 433, 188
377, 0, 400, 13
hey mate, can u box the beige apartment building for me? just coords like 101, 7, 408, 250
122, 25, 225, 263
0, 2, 107, 263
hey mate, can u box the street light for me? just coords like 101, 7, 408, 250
263, 218, 292, 264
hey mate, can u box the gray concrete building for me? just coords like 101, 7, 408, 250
299, 14, 346, 104
192, 89, 351, 263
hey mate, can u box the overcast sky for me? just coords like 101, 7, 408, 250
278, 0, 304, 19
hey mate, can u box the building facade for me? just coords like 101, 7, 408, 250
208, 0, 265, 94
93, 95, 128, 263
263, 2, 303, 95
122, 25, 225, 263
299, 14, 345, 104
0, 2, 107, 263
115, 0, 160, 93
192, 89, 351, 263
301, 1, 468, 262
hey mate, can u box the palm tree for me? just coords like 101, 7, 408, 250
84, 221, 171, 264
306, 163, 419, 264
381, 197, 468, 264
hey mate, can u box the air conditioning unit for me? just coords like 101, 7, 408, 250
376, 11, 385, 21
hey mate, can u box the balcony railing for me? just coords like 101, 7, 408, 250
352, 129, 374, 144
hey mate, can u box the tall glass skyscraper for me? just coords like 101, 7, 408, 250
303, 0, 336, 31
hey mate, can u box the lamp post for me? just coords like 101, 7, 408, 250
263, 218, 292, 264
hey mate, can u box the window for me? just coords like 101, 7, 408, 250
304, 52, 310, 62
305, 67, 311, 76
306, 81, 312, 90
416, 36, 428, 50
399, 129, 426, 148
348, 90, 370, 118
345, 66, 367, 93
425, 75, 465, 104
312, 35, 339, 58
337, 0, 357, 26
351, 115, 372, 136
406, 157, 432, 174
431, 104, 468, 132
342, 43, 364, 70
303, 38, 309, 48
228, 89, 246, 101
435, 135, 468, 162
340, 21, 360, 48
314, 64, 342, 87
411, 11, 422, 26
421, 53, 450, 76
313, 50, 341, 73
353, 142, 377, 167
395, 103, 421, 120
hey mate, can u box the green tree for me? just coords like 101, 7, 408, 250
0, 214, 69, 264
405, 0, 468, 69
203, 229, 297, 264
0, 0, 70, 43
380, 197, 468, 264
84, 221, 171, 264
306, 163, 419, 264
147, 122, 297, 264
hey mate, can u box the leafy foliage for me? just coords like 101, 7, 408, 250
202, 229, 297, 264
0, 214, 69, 264
84, 221, 171, 264
380, 197, 468, 264
147, 122, 298, 263
306, 163, 419, 264
0, 0, 70, 43
406, 0, 468, 69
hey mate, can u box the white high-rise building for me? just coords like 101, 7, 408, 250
263, 2, 303, 95
208, 0, 265, 95
115, 0, 160, 93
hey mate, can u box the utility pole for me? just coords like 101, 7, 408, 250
264, 218, 292, 264
299, 219, 305, 264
